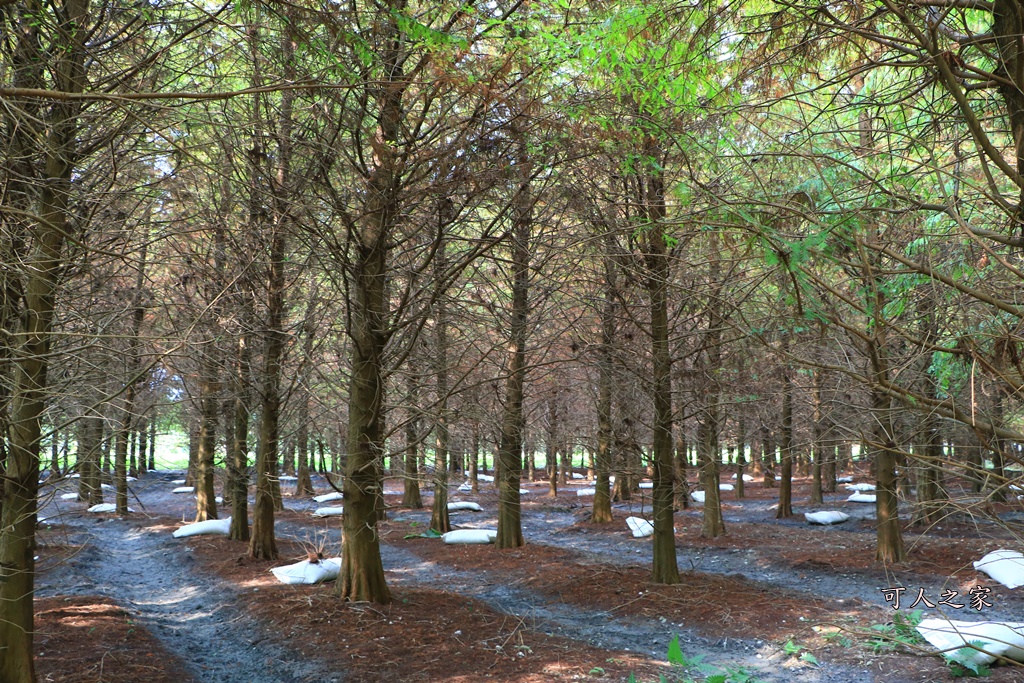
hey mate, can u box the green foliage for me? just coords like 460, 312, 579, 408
626, 635, 765, 683
943, 642, 992, 678
865, 610, 926, 653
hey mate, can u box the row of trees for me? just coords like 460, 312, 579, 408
4, 0, 1024, 680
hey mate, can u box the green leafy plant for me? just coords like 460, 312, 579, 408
864, 609, 926, 653
943, 642, 993, 678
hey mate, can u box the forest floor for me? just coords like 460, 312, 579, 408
33, 467, 1024, 683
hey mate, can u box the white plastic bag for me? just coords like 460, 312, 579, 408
844, 483, 876, 492
847, 493, 876, 503
312, 506, 344, 517
448, 502, 482, 511
917, 618, 1024, 667
271, 557, 342, 585
88, 503, 133, 513
576, 488, 596, 496
172, 486, 195, 494
313, 492, 343, 503
974, 549, 1024, 589
691, 491, 706, 504
625, 516, 654, 538
442, 529, 497, 544
172, 517, 232, 538
804, 511, 850, 525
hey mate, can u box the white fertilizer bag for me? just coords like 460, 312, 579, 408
171, 479, 186, 485
88, 503, 132, 513
519, 488, 530, 495
101, 483, 114, 490
844, 483, 876, 492
638, 482, 653, 489
805, 511, 850, 525
172, 518, 231, 538
691, 491, 706, 504
626, 516, 654, 538
836, 476, 854, 483
731, 473, 755, 482
974, 550, 1024, 589
448, 501, 482, 512
313, 492, 343, 503
457, 482, 472, 492
576, 488, 596, 496
719, 483, 734, 491
278, 475, 298, 482
172, 486, 194, 494
312, 506, 344, 517
442, 529, 497, 544
847, 493, 876, 503
917, 618, 1024, 667
60, 492, 78, 501
571, 472, 584, 479
271, 557, 342, 585
477, 474, 494, 483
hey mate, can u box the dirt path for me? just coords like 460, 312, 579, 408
38, 492, 334, 683
36, 473, 1021, 683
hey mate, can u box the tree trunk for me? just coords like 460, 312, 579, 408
195, 358, 220, 522
495, 126, 531, 550
546, 397, 559, 499
403, 366, 423, 509
0, 2, 88, 675
699, 406, 725, 538
810, 368, 824, 504
593, 254, 616, 522
78, 415, 104, 505
228, 336, 251, 541
735, 420, 746, 499
429, 232, 452, 534
643, 176, 679, 584
674, 429, 689, 510
776, 352, 794, 519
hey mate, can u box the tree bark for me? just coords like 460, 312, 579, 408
496, 126, 531, 550
429, 233, 451, 534
0, 2, 88, 677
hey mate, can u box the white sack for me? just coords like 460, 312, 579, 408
626, 516, 654, 538
171, 479, 186, 485
974, 549, 1024, 590
691, 491, 706, 504
836, 476, 854, 483
172, 486, 194, 494
60, 492, 78, 501
571, 473, 584, 479
638, 482, 653, 489
270, 557, 341, 585
101, 483, 114, 490
805, 511, 850, 525
917, 618, 1024, 667
278, 475, 298, 481
313, 492, 343, 503
448, 501, 482, 511
88, 503, 132, 513
442, 529, 497, 544
719, 483, 734, 491
457, 482, 472, 492
847, 493, 876, 503
477, 474, 494, 482
69, 473, 81, 478
172, 517, 232, 538
576, 488, 596, 496
731, 473, 755, 482
519, 488, 530, 494
844, 483, 876, 492
312, 506, 344, 517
